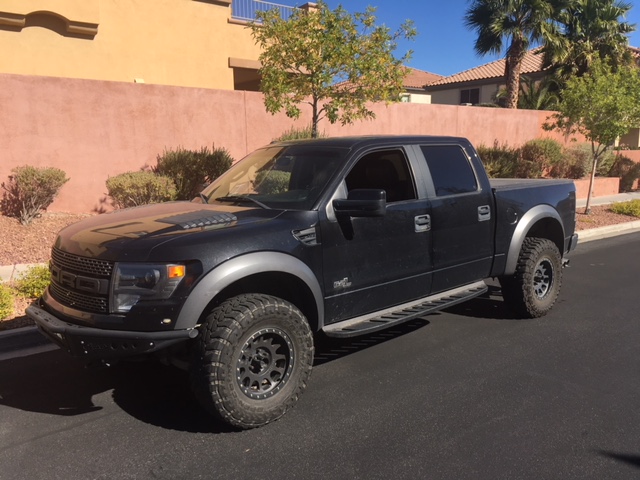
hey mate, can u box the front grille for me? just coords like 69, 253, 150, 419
51, 248, 113, 277
49, 282, 108, 314
50, 248, 113, 313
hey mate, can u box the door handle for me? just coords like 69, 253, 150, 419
478, 205, 491, 222
415, 214, 430, 232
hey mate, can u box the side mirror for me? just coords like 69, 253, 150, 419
333, 189, 386, 218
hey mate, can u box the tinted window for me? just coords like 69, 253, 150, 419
345, 149, 417, 203
421, 145, 478, 196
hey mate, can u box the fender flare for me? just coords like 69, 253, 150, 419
504, 205, 565, 276
174, 252, 324, 330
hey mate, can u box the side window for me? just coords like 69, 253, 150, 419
345, 149, 417, 203
421, 145, 478, 197
460, 88, 480, 105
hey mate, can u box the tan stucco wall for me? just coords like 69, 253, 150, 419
0, 0, 261, 89
428, 83, 501, 106
1, 74, 579, 213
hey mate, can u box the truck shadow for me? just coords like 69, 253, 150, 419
0, 318, 433, 434
443, 285, 520, 320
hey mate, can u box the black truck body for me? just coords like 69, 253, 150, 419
28, 136, 577, 428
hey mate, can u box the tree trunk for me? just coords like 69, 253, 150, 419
311, 98, 319, 138
505, 40, 525, 109
584, 142, 599, 215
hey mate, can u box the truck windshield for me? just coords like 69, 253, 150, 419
200, 145, 348, 210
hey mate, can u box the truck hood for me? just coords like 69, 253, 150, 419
53, 202, 285, 261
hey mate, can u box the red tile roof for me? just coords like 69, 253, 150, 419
428, 49, 544, 87
403, 67, 443, 89
427, 46, 640, 88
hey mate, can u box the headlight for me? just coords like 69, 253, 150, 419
111, 263, 186, 313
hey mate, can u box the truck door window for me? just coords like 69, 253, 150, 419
345, 149, 416, 203
420, 145, 478, 196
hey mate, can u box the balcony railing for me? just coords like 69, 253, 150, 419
232, 0, 297, 22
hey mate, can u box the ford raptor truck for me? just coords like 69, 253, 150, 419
28, 136, 578, 429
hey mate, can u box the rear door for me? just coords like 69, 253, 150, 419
320, 147, 433, 324
416, 144, 495, 293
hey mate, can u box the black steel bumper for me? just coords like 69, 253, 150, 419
26, 301, 198, 360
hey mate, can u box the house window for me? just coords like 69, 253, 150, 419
460, 88, 480, 105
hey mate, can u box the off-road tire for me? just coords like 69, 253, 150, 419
190, 294, 314, 429
499, 237, 562, 318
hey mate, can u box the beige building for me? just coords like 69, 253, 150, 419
0, 0, 286, 90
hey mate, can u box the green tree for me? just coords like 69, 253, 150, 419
465, 0, 557, 109
544, 59, 640, 213
250, 1, 416, 138
543, 0, 634, 80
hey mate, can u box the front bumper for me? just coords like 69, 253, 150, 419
27, 300, 198, 360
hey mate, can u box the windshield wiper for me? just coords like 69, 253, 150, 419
215, 195, 270, 209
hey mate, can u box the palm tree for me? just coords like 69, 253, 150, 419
517, 76, 560, 109
542, 0, 635, 79
465, 0, 557, 109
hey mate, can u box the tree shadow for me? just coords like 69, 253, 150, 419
597, 450, 640, 469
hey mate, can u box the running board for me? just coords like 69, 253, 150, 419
322, 281, 488, 338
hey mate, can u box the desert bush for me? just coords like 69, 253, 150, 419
154, 146, 233, 200
519, 138, 564, 178
0, 166, 69, 225
609, 199, 640, 217
254, 170, 291, 194
561, 144, 593, 179
0, 283, 13, 320
106, 171, 177, 209
273, 126, 326, 142
14, 265, 50, 298
476, 142, 520, 178
605, 154, 640, 192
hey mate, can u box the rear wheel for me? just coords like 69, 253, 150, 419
499, 237, 562, 318
190, 294, 314, 429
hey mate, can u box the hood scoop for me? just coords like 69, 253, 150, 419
157, 210, 238, 230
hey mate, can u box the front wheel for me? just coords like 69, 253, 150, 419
190, 294, 314, 429
499, 237, 563, 318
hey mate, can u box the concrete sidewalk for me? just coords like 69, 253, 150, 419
576, 190, 640, 208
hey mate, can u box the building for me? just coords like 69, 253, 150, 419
0, 0, 307, 91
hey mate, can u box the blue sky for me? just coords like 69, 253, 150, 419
324, 0, 640, 77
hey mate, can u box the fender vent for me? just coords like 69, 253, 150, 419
158, 211, 237, 230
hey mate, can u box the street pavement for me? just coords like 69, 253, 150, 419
0, 232, 639, 479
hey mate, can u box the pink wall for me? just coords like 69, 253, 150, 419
574, 177, 621, 199
1, 73, 575, 213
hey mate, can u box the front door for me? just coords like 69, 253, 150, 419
320, 148, 433, 324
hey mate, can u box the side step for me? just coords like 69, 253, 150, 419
322, 281, 488, 338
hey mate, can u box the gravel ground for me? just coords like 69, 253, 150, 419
0, 206, 638, 329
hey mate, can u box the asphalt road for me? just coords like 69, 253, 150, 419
1, 233, 639, 480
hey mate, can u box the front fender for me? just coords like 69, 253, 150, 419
174, 252, 324, 330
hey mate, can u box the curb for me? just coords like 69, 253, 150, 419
0, 263, 47, 283
2, 221, 640, 356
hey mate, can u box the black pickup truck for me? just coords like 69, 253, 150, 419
28, 136, 578, 429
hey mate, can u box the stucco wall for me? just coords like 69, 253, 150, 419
1, 73, 577, 213
0, 0, 261, 89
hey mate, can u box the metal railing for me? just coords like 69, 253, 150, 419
232, 0, 297, 22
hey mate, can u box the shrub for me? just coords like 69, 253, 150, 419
561, 144, 593, 179
273, 126, 326, 142
0, 283, 13, 320
106, 171, 177, 209
0, 166, 69, 225
14, 265, 51, 298
254, 170, 291, 194
519, 138, 564, 178
476, 142, 520, 178
154, 146, 233, 200
606, 154, 640, 192
609, 199, 640, 217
